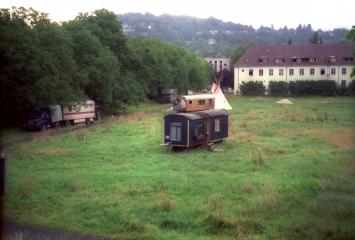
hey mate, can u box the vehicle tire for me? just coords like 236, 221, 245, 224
85, 118, 90, 125
52, 122, 60, 128
40, 124, 47, 131
65, 120, 71, 127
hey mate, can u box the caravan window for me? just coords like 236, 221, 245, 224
193, 122, 206, 140
215, 119, 221, 132
170, 122, 182, 142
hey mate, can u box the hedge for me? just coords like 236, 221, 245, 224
350, 80, 355, 95
240, 81, 265, 96
240, 80, 353, 96
269, 81, 289, 96
289, 80, 337, 96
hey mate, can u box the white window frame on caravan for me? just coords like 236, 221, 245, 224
170, 122, 182, 141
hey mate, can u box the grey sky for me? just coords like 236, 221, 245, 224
2, 0, 354, 30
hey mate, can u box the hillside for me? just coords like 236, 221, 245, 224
118, 13, 349, 57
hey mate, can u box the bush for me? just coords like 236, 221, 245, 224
289, 80, 337, 96
240, 81, 265, 96
336, 86, 350, 96
269, 81, 289, 96
349, 80, 355, 95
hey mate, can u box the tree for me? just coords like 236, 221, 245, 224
347, 28, 355, 77
309, 31, 322, 44
229, 43, 251, 71
0, 7, 81, 125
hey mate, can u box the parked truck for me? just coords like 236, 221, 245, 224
24, 100, 95, 130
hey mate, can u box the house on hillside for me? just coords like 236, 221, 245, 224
205, 57, 230, 72
233, 43, 354, 94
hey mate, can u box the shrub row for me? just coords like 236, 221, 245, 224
239, 81, 266, 96
240, 80, 355, 96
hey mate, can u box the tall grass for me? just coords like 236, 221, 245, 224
4, 97, 355, 239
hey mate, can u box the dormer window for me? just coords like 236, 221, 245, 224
309, 58, 317, 63
328, 56, 336, 63
258, 57, 268, 63
344, 57, 354, 62
274, 58, 285, 64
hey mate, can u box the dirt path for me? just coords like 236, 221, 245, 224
3, 221, 106, 240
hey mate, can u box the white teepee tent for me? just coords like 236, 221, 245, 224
210, 73, 232, 110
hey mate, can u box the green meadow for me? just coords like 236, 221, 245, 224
4, 97, 355, 239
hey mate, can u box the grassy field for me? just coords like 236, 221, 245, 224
4, 97, 355, 240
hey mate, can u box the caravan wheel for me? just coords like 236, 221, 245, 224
52, 122, 60, 128
65, 120, 71, 127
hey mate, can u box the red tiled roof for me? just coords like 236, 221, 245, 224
235, 43, 354, 67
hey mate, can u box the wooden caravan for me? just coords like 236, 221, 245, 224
164, 109, 228, 147
172, 94, 215, 112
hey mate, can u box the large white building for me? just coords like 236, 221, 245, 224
205, 57, 230, 72
234, 43, 354, 94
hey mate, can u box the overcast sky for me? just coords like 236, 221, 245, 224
2, 0, 354, 30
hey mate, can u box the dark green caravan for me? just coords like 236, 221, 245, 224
164, 109, 228, 147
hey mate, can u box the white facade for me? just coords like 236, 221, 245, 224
233, 43, 355, 94
234, 65, 354, 94
205, 57, 230, 72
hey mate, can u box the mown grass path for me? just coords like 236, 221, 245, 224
4, 97, 355, 240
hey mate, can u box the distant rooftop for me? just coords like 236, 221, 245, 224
235, 43, 354, 67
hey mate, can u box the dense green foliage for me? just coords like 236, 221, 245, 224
350, 80, 355, 95
288, 80, 337, 96
127, 37, 210, 97
0, 7, 210, 126
229, 43, 250, 70
268, 81, 289, 96
4, 98, 355, 239
119, 13, 349, 57
240, 81, 265, 96
347, 29, 355, 77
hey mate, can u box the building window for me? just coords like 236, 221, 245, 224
274, 58, 285, 63
279, 69, 284, 76
300, 69, 304, 76
289, 69, 294, 76
259, 69, 263, 76
341, 80, 346, 86
249, 69, 253, 76
170, 122, 182, 142
320, 68, 325, 75
193, 122, 206, 140
215, 119, 221, 132
342, 68, 347, 75
310, 68, 315, 75
291, 58, 297, 63
309, 58, 317, 63
328, 56, 336, 63
198, 99, 205, 105
259, 57, 268, 63
344, 57, 354, 62
331, 68, 336, 75
269, 69, 273, 76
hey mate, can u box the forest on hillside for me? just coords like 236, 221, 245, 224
118, 13, 350, 57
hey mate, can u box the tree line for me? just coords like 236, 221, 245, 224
119, 13, 350, 57
0, 7, 210, 126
